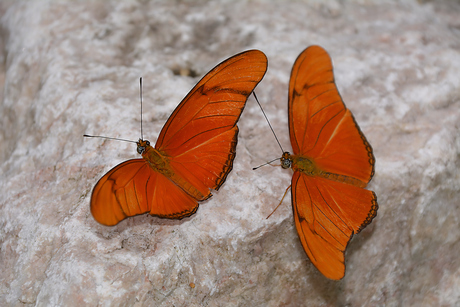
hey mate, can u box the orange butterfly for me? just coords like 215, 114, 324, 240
279, 46, 378, 280
90, 50, 267, 226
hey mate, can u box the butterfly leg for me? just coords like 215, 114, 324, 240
266, 185, 292, 219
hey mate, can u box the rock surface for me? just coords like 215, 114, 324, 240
1, 0, 459, 306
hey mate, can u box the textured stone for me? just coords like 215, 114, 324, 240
1, 0, 459, 306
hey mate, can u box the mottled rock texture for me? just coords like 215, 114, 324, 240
1, 0, 459, 306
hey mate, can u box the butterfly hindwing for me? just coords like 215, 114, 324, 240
91, 159, 199, 226
91, 159, 149, 226
292, 172, 377, 280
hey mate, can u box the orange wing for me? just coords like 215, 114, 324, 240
291, 172, 377, 280
90, 50, 267, 226
156, 50, 268, 199
288, 45, 374, 184
287, 46, 378, 279
91, 159, 198, 226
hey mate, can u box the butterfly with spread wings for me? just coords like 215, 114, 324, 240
90, 50, 267, 226
279, 45, 378, 280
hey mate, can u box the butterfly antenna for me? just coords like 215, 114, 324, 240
252, 157, 281, 170
253, 92, 284, 155
83, 134, 137, 144
139, 77, 144, 141
84, 79, 145, 145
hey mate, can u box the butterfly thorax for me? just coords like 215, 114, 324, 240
290, 154, 321, 177
281, 152, 318, 176
137, 139, 173, 178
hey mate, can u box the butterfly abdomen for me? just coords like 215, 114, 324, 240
291, 154, 368, 188
142, 145, 208, 201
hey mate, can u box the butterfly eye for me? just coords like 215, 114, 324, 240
137, 145, 145, 154
280, 152, 292, 169
136, 139, 150, 154
281, 157, 291, 169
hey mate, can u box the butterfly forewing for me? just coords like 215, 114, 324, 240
156, 50, 268, 198
288, 45, 374, 184
156, 50, 268, 152
168, 127, 239, 196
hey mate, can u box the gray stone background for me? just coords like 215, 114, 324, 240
1, 0, 459, 306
